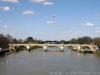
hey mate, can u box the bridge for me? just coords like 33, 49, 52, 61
9, 44, 99, 53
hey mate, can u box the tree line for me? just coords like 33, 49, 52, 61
69, 36, 100, 49
69, 36, 100, 45
0, 34, 44, 49
0, 34, 100, 49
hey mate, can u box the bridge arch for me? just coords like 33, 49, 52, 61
66, 45, 74, 49
81, 46, 91, 49
29, 45, 42, 49
15, 45, 27, 50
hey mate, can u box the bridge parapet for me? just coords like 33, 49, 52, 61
9, 44, 98, 52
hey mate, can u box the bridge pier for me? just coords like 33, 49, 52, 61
60, 46, 64, 52
60, 44, 64, 52
90, 46, 97, 53
43, 45, 47, 52
9, 44, 16, 52
77, 45, 81, 51
26, 44, 31, 51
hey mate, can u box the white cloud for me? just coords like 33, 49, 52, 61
0, 6, 11, 11
31, 0, 54, 6
46, 20, 54, 24
23, 10, 35, 15
0, 0, 19, 3
82, 22, 95, 27
3, 25, 8, 28
85, 22, 94, 26
43, 1, 54, 5
31, 0, 47, 3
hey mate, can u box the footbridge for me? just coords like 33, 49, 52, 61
9, 44, 98, 52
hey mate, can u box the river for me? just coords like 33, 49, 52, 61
0, 47, 100, 75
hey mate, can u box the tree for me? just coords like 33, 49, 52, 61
12, 38, 18, 44
69, 38, 77, 44
0, 34, 4, 37
24, 37, 34, 43
60, 40, 65, 44
77, 36, 92, 44
37, 40, 44, 44
17, 39, 23, 44
93, 37, 100, 49
0, 34, 9, 48
6, 34, 13, 43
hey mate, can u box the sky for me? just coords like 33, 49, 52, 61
0, 0, 100, 40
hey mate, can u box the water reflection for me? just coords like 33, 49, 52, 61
0, 47, 100, 75
94, 52, 100, 58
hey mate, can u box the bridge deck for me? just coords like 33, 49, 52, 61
9, 44, 98, 52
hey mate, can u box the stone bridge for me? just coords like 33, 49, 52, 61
9, 44, 98, 52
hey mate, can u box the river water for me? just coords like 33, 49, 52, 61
0, 47, 100, 75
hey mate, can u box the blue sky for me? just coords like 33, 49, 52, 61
0, 0, 100, 40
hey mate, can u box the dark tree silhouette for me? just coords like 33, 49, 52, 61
93, 37, 100, 49
77, 36, 93, 44
70, 38, 77, 44
0, 34, 9, 48
24, 37, 34, 43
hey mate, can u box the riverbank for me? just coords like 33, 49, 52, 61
0, 49, 10, 55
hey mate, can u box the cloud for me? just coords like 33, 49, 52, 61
31, 0, 47, 3
23, 10, 35, 15
0, 0, 19, 3
0, 6, 11, 11
46, 20, 54, 24
31, 0, 54, 6
3, 25, 8, 28
43, 1, 54, 5
85, 22, 95, 26
82, 22, 95, 27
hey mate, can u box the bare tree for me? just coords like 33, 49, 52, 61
6, 34, 13, 43
0, 34, 9, 49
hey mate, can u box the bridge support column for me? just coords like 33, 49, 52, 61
9, 44, 16, 52
27, 45, 30, 51
91, 46, 97, 53
77, 45, 81, 51
43, 45, 47, 52
60, 46, 64, 52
